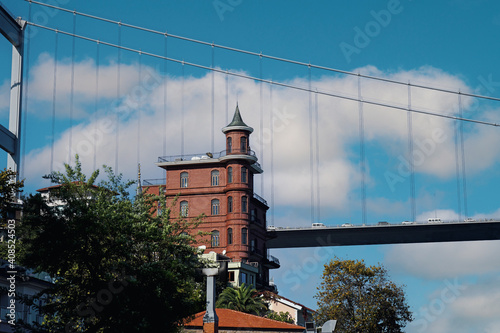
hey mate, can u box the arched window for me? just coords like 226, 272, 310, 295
211, 199, 220, 215
241, 196, 248, 213
241, 227, 248, 245
227, 167, 233, 183
180, 172, 188, 188
211, 230, 220, 247
180, 201, 188, 217
227, 137, 232, 153
228, 196, 233, 213
240, 136, 247, 153
227, 228, 233, 245
211, 170, 219, 186
241, 167, 247, 183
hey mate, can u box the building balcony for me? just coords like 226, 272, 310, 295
263, 254, 280, 269
157, 149, 257, 163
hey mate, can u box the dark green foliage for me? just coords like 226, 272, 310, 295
314, 257, 412, 333
18, 156, 205, 332
266, 311, 294, 324
216, 283, 268, 316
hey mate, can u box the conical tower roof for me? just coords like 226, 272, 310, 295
222, 104, 254, 133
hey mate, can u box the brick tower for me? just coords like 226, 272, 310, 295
149, 105, 279, 290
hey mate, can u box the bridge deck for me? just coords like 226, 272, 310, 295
266, 220, 500, 248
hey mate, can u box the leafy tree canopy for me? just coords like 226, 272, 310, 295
18, 156, 206, 332
216, 283, 268, 316
0, 168, 23, 220
266, 311, 294, 324
314, 257, 412, 333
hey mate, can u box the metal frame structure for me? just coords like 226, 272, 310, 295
0, 5, 25, 179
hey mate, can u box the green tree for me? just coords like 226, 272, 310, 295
0, 168, 24, 260
0, 168, 23, 220
18, 156, 206, 332
216, 283, 268, 316
314, 258, 412, 333
266, 311, 294, 324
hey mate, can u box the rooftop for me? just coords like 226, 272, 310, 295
183, 308, 305, 331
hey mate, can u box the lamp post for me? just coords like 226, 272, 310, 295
202, 267, 219, 333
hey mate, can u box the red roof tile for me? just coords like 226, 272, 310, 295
184, 309, 305, 331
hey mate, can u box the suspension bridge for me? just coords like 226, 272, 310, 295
2, 1, 500, 247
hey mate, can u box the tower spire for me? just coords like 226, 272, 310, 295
222, 104, 253, 134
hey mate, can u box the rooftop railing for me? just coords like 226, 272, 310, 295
158, 149, 257, 163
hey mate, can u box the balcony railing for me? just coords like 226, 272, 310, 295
142, 178, 166, 186
158, 149, 257, 163
253, 193, 268, 206
267, 254, 280, 266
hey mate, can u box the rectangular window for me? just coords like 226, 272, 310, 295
180, 172, 188, 188
228, 271, 235, 282
211, 170, 219, 186
240, 272, 247, 284
242, 227, 248, 245
240, 136, 247, 153
228, 167, 233, 183
180, 201, 189, 217
211, 231, 220, 247
211, 199, 220, 215
228, 196, 233, 213
241, 167, 247, 183
242, 196, 247, 213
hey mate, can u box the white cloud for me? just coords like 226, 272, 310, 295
385, 240, 500, 280
407, 277, 500, 333
21, 57, 500, 216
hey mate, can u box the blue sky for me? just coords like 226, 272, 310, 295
2, 1, 500, 331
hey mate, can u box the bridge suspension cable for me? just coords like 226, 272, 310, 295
24, 21, 500, 128
24, 0, 500, 104
407, 83, 416, 223
49, 30, 58, 173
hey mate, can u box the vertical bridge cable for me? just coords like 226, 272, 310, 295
454, 96, 463, 222
115, 22, 122, 173
93, 41, 100, 171
211, 43, 215, 153
315, 90, 321, 222
358, 74, 367, 226
163, 33, 168, 157
407, 83, 416, 222
50, 30, 59, 173
259, 53, 264, 195
68, 11, 76, 164
225, 70, 229, 124
181, 61, 185, 156
137, 50, 142, 168
308, 65, 315, 224
21, 2, 33, 179
269, 81, 274, 226
459, 93, 468, 218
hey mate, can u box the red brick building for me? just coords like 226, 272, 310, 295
145, 105, 279, 290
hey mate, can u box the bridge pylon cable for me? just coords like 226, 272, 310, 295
24, 21, 500, 128
115, 23, 122, 174
407, 83, 416, 222
24, 0, 500, 104
358, 75, 367, 226
20, 2, 33, 180
49, 30, 58, 174
68, 12, 76, 164
93, 41, 100, 171
459, 93, 468, 218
